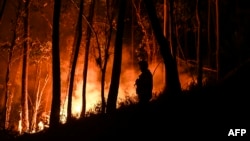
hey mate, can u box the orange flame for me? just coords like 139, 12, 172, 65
38, 121, 44, 131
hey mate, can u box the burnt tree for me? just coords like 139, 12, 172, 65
67, 0, 84, 121
215, 0, 220, 80
196, 0, 203, 89
106, 0, 126, 113
21, 0, 30, 132
3, 0, 22, 130
81, 0, 95, 117
143, 0, 181, 95
50, 0, 61, 129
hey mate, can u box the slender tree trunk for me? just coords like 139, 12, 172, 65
207, 0, 211, 66
93, 0, 116, 114
50, 0, 61, 129
131, 0, 134, 66
21, 0, 30, 132
81, 0, 95, 118
196, 0, 203, 89
30, 63, 49, 132
168, 0, 172, 55
169, 0, 177, 60
215, 0, 220, 80
31, 90, 39, 132
0, 0, 7, 22
4, 46, 14, 130
176, 25, 183, 65
99, 0, 114, 114
4, 12, 20, 128
30, 63, 41, 132
8, 60, 23, 131
143, 0, 181, 95
106, 0, 126, 113
30, 83, 38, 132
100, 28, 113, 114
184, 24, 188, 58
5, 87, 14, 130
163, 0, 168, 38
5, 6, 22, 127
67, 0, 84, 121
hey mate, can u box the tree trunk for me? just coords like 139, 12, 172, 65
30, 63, 41, 132
21, 0, 30, 132
50, 0, 61, 129
4, 47, 14, 130
5, 4, 22, 126
99, 0, 115, 114
5, 87, 14, 130
67, 0, 84, 121
215, 0, 220, 80
81, 0, 95, 118
168, 0, 172, 55
30, 64, 49, 132
0, 0, 7, 22
207, 0, 211, 66
163, 0, 168, 38
31, 94, 39, 132
143, 0, 181, 95
106, 0, 126, 113
4, 6, 21, 128
169, 0, 177, 60
8, 61, 22, 131
196, 0, 203, 89
100, 29, 113, 114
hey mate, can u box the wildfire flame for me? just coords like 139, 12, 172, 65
18, 112, 22, 134
18, 119, 22, 134
58, 60, 197, 121
27, 45, 196, 133
38, 121, 44, 131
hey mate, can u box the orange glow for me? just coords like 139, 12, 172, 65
18, 120, 22, 134
18, 112, 22, 134
56, 43, 196, 123
38, 121, 44, 131
58, 61, 195, 122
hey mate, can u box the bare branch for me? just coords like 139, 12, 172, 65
70, 0, 100, 50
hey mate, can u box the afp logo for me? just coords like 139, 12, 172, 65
228, 129, 247, 136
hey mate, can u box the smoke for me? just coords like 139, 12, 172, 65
58, 43, 167, 117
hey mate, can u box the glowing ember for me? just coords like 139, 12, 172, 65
38, 121, 44, 131
72, 104, 81, 118
18, 112, 22, 134
60, 111, 67, 124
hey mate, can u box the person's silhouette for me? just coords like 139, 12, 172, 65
135, 60, 153, 107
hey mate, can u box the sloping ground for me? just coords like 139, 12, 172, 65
1, 61, 249, 140
3, 100, 222, 141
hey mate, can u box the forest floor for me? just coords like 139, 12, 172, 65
1, 62, 249, 140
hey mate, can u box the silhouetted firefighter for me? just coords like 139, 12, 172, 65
135, 60, 153, 107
